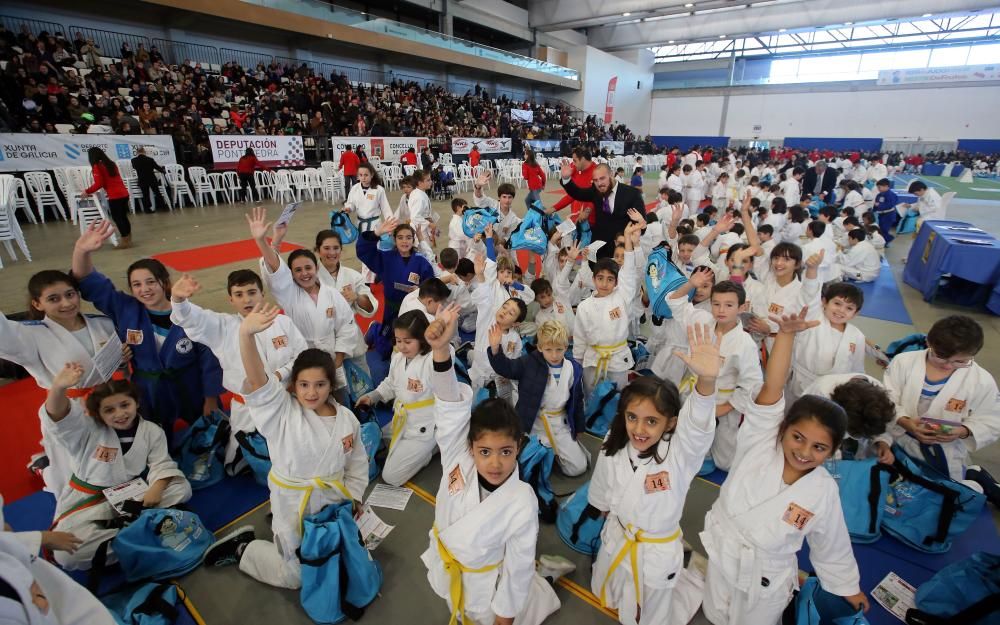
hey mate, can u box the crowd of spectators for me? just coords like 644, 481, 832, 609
0, 22, 644, 163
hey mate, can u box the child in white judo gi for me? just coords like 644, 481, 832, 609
43, 365, 192, 571
833, 229, 881, 283
803, 374, 896, 464
204, 303, 369, 591
421, 306, 564, 625
589, 324, 723, 625
314, 230, 378, 320
698, 308, 869, 625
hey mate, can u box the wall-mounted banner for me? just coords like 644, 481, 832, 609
510, 109, 534, 123
331, 137, 428, 162
599, 141, 625, 154
876, 64, 1000, 86
0, 134, 176, 172
209, 135, 304, 169
452, 137, 512, 155
604, 76, 618, 124
525, 139, 561, 152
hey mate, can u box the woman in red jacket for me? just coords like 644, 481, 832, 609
80, 147, 132, 249
521, 147, 546, 209
237, 148, 268, 202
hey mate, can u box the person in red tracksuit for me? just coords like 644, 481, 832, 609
469, 145, 481, 168
400, 147, 418, 169
80, 147, 132, 249
339, 144, 361, 188
551, 146, 597, 223
237, 148, 269, 202
521, 148, 547, 209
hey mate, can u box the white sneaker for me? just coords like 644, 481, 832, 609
537, 554, 576, 583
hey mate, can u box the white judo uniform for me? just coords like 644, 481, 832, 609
239, 376, 368, 589
914, 188, 945, 221
422, 365, 560, 625
649, 299, 713, 388
589, 390, 717, 625
345, 182, 393, 282
43, 402, 191, 570
317, 262, 380, 320
169, 300, 306, 469
468, 259, 532, 399
833, 240, 881, 283
884, 350, 1000, 481
758, 274, 804, 351
698, 394, 861, 625
0, 312, 118, 496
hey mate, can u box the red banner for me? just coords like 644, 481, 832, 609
604, 76, 618, 124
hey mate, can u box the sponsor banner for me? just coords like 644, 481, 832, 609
0, 134, 176, 172
876, 64, 1000, 86
510, 109, 533, 123
524, 139, 561, 153
331, 137, 428, 163
604, 76, 618, 124
599, 141, 625, 154
452, 137, 512, 155
210, 135, 304, 169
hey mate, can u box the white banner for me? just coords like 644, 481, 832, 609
331, 137, 429, 163
451, 137, 512, 155
599, 141, 625, 154
209, 135, 304, 169
524, 139, 561, 152
510, 109, 533, 123
0, 134, 176, 172
877, 64, 1000, 86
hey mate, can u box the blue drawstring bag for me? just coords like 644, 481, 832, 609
907, 552, 1000, 625
518, 436, 557, 523
330, 211, 359, 245
807, 200, 825, 219
108, 509, 212, 583
645, 243, 691, 319
297, 501, 383, 624
787, 577, 870, 625
698, 456, 717, 477
556, 481, 605, 557
509, 205, 548, 255
344, 360, 374, 408
823, 458, 892, 543
359, 421, 382, 481
540, 205, 562, 235
896, 210, 919, 235
881, 446, 986, 553
234, 430, 271, 487
584, 380, 619, 438
176, 410, 229, 490
575, 219, 593, 248
103, 582, 179, 625
462, 206, 500, 238
885, 333, 927, 360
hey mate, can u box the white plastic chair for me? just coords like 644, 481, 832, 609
320, 161, 338, 202
188, 167, 215, 206
254, 170, 273, 200
223, 172, 242, 202
403, 164, 416, 177
116, 160, 142, 215
24, 171, 68, 222
273, 171, 296, 204
305, 168, 325, 200
939, 191, 957, 219
72, 192, 118, 247
207, 172, 231, 204
291, 170, 313, 201
165, 164, 194, 208
383, 164, 402, 191
10, 178, 35, 224
0, 176, 32, 267
52, 168, 73, 202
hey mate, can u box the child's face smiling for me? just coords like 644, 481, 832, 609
624, 398, 674, 453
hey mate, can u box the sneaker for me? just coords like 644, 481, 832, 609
537, 554, 576, 584
204, 525, 255, 567
27, 453, 48, 478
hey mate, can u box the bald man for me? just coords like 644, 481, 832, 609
559, 160, 646, 258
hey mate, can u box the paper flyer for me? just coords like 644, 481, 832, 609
872, 572, 916, 622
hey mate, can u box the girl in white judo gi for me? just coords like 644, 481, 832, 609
314, 230, 378, 320
697, 308, 869, 625
421, 306, 563, 625
1, 270, 119, 496
589, 324, 723, 624
342, 163, 393, 284
356, 310, 444, 486
203, 303, 369, 591
42, 365, 192, 571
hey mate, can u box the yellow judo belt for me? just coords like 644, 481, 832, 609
679, 374, 734, 397
433, 525, 502, 625
593, 341, 627, 381
539, 410, 565, 458
599, 521, 682, 608
389, 397, 436, 451
268, 470, 352, 535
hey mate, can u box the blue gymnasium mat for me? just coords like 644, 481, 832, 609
855, 260, 913, 325
697, 468, 728, 486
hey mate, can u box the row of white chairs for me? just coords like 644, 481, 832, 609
0, 175, 32, 268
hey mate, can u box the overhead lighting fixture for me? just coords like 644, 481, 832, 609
684, 3, 694, 7
668, 40, 675, 44
922, 13, 932, 17
719, 34, 726, 38
845, 21, 853, 25
623, 12, 631, 16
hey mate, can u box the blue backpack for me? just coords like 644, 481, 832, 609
344, 360, 375, 408
518, 436, 557, 523
101, 509, 212, 584
575, 219, 593, 248
103, 583, 179, 625
896, 210, 919, 235
786, 576, 870, 625
885, 333, 927, 360
824, 458, 892, 544
645, 243, 691, 319
176, 410, 229, 490
359, 421, 383, 481
556, 481, 605, 557
462, 206, 500, 238
330, 211, 359, 245
509, 205, 548, 255
584, 380, 619, 438
234, 430, 272, 487
881, 446, 986, 553
297, 501, 383, 624
907, 552, 1000, 625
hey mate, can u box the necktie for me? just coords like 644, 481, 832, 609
602, 196, 611, 214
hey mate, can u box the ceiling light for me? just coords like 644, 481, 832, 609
684, 3, 694, 7
623, 12, 631, 16
922, 13, 932, 17
719, 34, 726, 38
668, 40, 675, 44
778, 28, 787, 32
845, 21, 853, 25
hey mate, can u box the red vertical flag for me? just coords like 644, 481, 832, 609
604, 76, 618, 124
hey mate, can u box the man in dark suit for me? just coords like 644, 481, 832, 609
802, 160, 838, 203
558, 161, 645, 258
131, 147, 167, 213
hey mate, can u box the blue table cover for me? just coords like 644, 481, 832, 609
903, 220, 1000, 303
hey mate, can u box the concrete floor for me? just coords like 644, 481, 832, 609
2, 173, 999, 624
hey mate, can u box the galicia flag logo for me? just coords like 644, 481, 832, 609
64, 144, 81, 159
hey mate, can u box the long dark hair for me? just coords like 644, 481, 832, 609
357, 162, 383, 189
780, 395, 848, 454
127, 259, 171, 298
602, 376, 681, 463
288, 348, 338, 396
87, 147, 119, 177
524, 148, 537, 167
27, 270, 79, 320
393, 310, 431, 354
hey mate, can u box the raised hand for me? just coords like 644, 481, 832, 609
473, 252, 486, 277
379, 217, 399, 236
689, 265, 714, 289
245, 206, 272, 241
671, 203, 684, 224
483, 223, 494, 239
566, 240, 581, 261
627, 207, 644, 223
559, 159, 574, 180
673, 323, 723, 381
76, 220, 115, 252
712, 212, 735, 233
425, 305, 459, 351
52, 362, 84, 390
240, 302, 280, 335
488, 323, 503, 351
579, 205, 592, 221
474, 172, 489, 189
170, 274, 201, 302
769, 306, 821, 335
805, 249, 825, 269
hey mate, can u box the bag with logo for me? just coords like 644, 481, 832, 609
645, 243, 691, 319
343, 359, 375, 408
234, 430, 271, 487
784, 576, 870, 625
906, 552, 1000, 625
556, 481, 605, 557
176, 410, 229, 490
823, 457, 892, 543
462, 206, 500, 238
297, 501, 382, 624
584, 380, 619, 438
359, 421, 383, 481
330, 210, 359, 245
518, 436, 557, 523
508, 204, 548, 255
881, 446, 986, 553
103, 582, 179, 625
